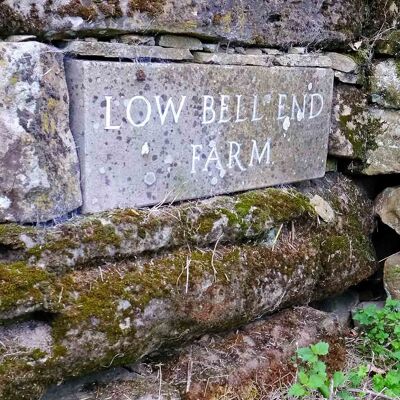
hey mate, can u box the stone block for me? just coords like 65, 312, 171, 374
0, 0, 366, 48
62, 41, 193, 61
65, 59, 333, 213
371, 59, 400, 109
0, 42, 81, 222
157, 34, 203, 50
375, 186, 400, 235
326, 52, 358, 73
384, 252, 400, 299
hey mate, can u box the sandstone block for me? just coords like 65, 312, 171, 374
0, 42, 81, 222
375, 186, 400, 235
384, 253, 400, 299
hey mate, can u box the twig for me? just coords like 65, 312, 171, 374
211, 235, 222, 282
272, 224, 283, 250
185, 256, 191, 294
155, 363, 164, 400
347, 388, 395, 400
186, 350, 193, 393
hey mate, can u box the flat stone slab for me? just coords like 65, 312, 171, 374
193, 52, 332, 68
66, 60, 333, 213
62, 41, 193, 61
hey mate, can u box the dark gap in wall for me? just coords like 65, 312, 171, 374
372, 220, 400, 263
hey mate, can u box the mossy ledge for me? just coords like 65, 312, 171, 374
1, 187, 315, 273
0, 174, 377, 399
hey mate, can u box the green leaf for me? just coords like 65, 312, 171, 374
288, 383, 307, 397
333, 371, 346, 388
308, 373, 325, 389
297, 347, 317, 363
338, 391, 356, 400
311, 342, 329, 356
298, 370, 309, 385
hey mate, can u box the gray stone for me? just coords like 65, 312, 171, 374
384, 252, 400, 299
193, 52, 332, 67
329, 84, 367, 158
326, 52, 358, 73
0, 42, 81, 222
362, 109, 400, 175
370, 60, 400, 109
314, 290, 359, 328
245, 48, 263, 55
262, 48, 282, 55
202, 43, 219, 53
288, 47, 306, 54
61, 41, 194, 61
309, 194, 335, 222
119, 34, 156, 46
235, 46, 246, 54
157, 34, 203, 50
375, 186, 400, 235
334, 71, 359, 84
65, 59, 333, 213
4, 34, 36, 42
0, 0, 366, 48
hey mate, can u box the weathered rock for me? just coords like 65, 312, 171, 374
42, 307, 344, 400
329, 84, 382, 160
375, 186, 400, 234
43, 367, 181, 400
370, 60, 400, 109
384, 253, 400, 299
334, 71, 359, 84
245, 48, 263, 55
163, 307, 345, 399
0, 187, 317, 274
326, 52, 358, 73
61, 41, 194, 60
0, 174, 377, 399
157, 34, 203, 50
288, 47, 306, 54
0, 42, 81, 223
361, 109, 400, 174
193, 52, 332, 67
0, 0, 366, 48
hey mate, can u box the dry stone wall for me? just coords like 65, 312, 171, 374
0, 1, 399, 399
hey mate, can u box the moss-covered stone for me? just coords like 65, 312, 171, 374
329, 84, 385, 161
0, 262, 50, 320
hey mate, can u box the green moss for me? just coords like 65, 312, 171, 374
0, 223, 34, 249
234, 189, 315, 231
0, 261, 49, 314
338, 112, 384, 161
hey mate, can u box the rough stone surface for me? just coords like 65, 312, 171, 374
375, 186, 400, 235
62, 41, 194, 60
334, 71, 359, 84
157, 34, 203, 50
118, 34, 156, 46
361, 109, 400, 175
0, 0, 366, 48
193, 52, 332, 67
326, 52, 358, 73
370, 60, 400, 109
329, 84, 381, 160
66, 59, 333, 213
384, 253, 400, 299
42, 307, 344, 400
0, 42, 81, 223
0, 174, 376, 399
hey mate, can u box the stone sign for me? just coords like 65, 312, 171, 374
66, 60, 334, 213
